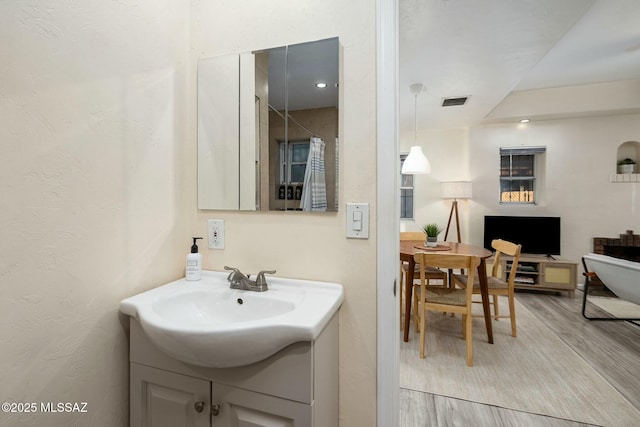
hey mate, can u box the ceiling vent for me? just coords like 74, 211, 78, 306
441, 96, 468, 107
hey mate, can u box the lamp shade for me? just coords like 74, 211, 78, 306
441, 181, 472, 199
401, 146, 431, 174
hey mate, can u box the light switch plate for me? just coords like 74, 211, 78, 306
207, 219, 225, 249
346, 203, 369, 239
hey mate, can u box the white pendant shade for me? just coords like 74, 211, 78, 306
401, 146, 431, 174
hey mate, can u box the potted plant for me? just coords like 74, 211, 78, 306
618, 158, 636, 174
422, 223, 442, 247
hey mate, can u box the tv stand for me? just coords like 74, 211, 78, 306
502, 254, 577, 298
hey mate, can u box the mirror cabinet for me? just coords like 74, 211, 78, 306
197, 37, 339, 212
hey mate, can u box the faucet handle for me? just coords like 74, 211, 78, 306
255, 270, 276, 286
224, 266, 241, 281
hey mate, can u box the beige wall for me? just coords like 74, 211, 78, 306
190, 1, 377, 426
468, 113, 640, 266
400, 127, 472, 243
0, 0, 189, 425
0, 1, 377, 426
401, 110, 640, 270
406, 113, 640, 273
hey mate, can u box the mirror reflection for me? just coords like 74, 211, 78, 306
197, 37, 339, 212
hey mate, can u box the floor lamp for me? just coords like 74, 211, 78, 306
441, 181, 472, 243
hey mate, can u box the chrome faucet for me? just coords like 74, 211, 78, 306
224, 266, 276, 292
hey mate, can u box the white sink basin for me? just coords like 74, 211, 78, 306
119, 271, 344, 368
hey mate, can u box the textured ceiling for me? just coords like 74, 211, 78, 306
399, 0, 640, 133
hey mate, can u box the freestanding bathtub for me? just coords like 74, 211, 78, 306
583, 253, 640, 312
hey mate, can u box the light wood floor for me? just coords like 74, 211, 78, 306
399, 290, 640, 427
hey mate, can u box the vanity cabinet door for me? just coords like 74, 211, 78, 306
211, 383, 310, 427
131, 363, 211, 427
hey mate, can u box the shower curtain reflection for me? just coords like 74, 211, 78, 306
300, 137, 327, 211
268, 106, 338, 211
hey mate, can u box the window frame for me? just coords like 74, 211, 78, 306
400, 153, 414, 219
279, 140, 310, 184
499, 146, 546, 205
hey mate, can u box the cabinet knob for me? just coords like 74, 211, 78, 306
211, 404, 221, 416
194, 401, 205, 413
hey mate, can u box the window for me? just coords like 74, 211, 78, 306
499, 147, 545, 204
400, 153, 414, 219
280, 141, 309, 184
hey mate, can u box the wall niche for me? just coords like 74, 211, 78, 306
616, 141, 640, 174
611, 141, 640, 182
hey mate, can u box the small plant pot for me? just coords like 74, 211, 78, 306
426, 236, 438, 247
619, 164, 635, 174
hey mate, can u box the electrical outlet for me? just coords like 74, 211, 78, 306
207, 219, 225, 249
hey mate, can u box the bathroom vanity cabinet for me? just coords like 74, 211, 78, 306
128, 315, 339, 427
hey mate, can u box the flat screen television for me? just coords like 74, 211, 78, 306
483, 216, 561, 256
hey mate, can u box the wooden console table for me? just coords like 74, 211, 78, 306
500, 254, 577, 298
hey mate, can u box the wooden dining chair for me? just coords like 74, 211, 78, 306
414, 253, 480, 367
452, 239, 522, 337
400, 232, 447, 325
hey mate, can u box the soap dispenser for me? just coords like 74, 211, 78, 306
186, 237, 203, 281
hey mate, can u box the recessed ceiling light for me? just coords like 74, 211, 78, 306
315, 82, 327, 88
520, 119, 531, 123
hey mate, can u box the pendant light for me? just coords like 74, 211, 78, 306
401, 83, 431, 174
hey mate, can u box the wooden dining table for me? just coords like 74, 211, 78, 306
401, 240, 494, 343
